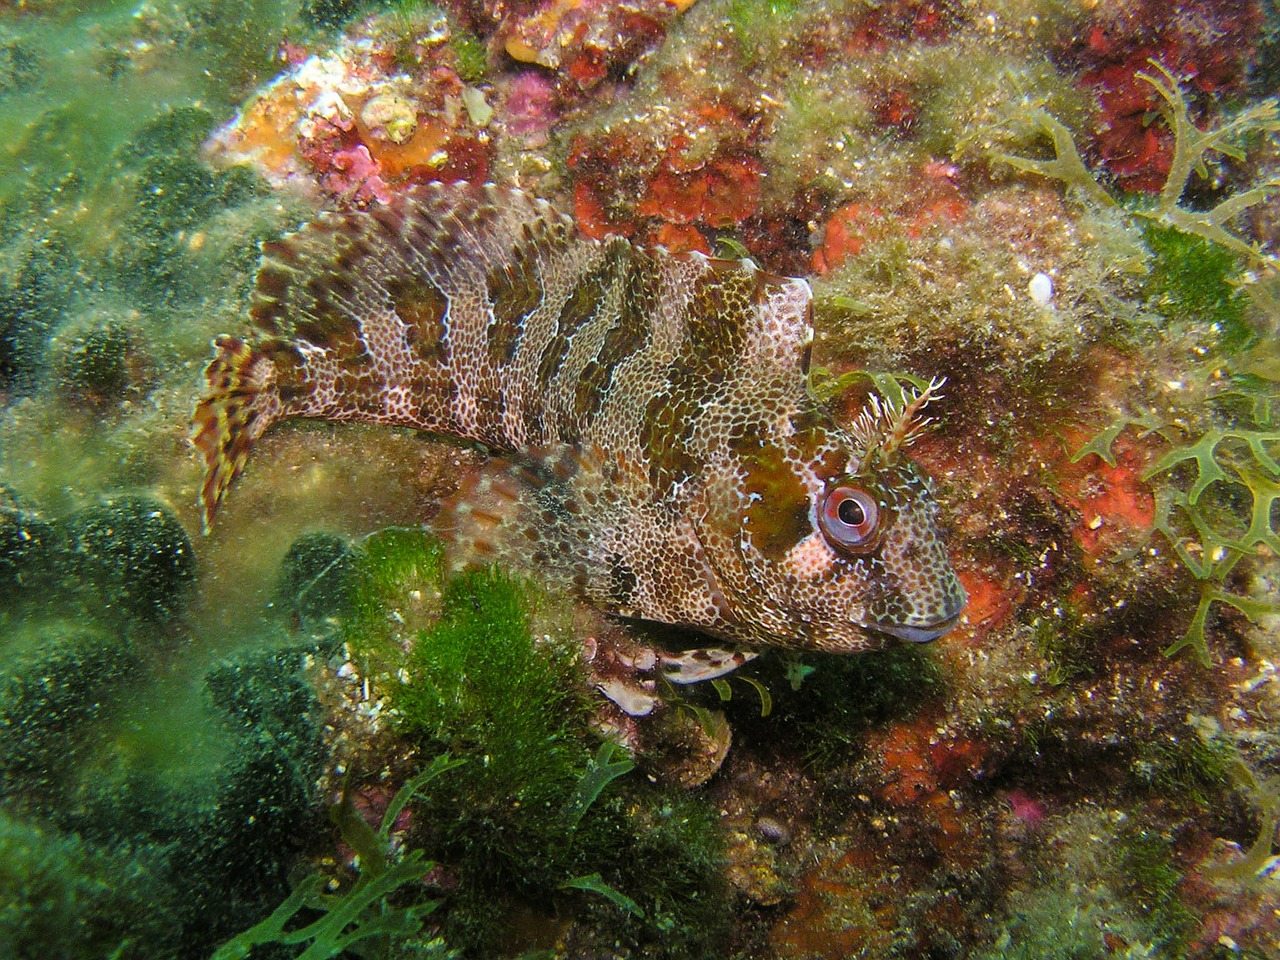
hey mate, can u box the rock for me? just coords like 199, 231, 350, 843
52, 318, 155, 415
0, 487, 54, 604
62, 496, 195, 622
276, 530, 356, 630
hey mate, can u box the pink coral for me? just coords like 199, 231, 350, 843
501, 70, 560, 145
322, 144, 392, 205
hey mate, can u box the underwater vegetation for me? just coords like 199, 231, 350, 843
990, 63, 1279, 266
1029, 66, 1280, 666
0, 628, 329, 958
313, 529, 733, 957
212, 753, 463, 960
1076, 387, 1280, 667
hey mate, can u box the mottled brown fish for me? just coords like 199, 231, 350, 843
192, 182, 964, 654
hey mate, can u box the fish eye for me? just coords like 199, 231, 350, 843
818, 486, 880, 553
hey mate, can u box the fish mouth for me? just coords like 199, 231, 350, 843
868, 610, 963, 644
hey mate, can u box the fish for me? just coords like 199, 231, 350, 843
191, 181, 965, 655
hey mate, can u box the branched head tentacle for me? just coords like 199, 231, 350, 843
850, 376, 946, 465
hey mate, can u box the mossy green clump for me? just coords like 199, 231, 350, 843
112, 106, 221, 169
61, 495, 196, 624
340, 530, 731, 957
973, 809, 1193, 960
1117, 828, 1197, 954
386, 565, 597, 948
393, 566, 586, 804
1131, 733, 1234, 807
53, 319, 156, 415
727, 0, 803, 64
0, 488, 55, 605
973, 887, 1160, 960
449, 28, 488, 84
0, 624, 134, 803
1030, 604, 1094, 688
0, 622, 333, 958
345, 526, 448, 671
303, 0, 375, 29
0, 808, 168, 960
0, 240, 79, 397
108, 645, 327, 956
113, 149, 263, 308
276, 530, 359, 636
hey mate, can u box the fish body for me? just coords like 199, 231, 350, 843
192, 182, 965, 653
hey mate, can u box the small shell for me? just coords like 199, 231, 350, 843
361, 93, 418, 144
1028, 272, 1054, 307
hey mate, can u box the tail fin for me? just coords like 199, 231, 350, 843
190, 335, 282, 533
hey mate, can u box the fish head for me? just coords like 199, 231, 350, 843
699, 414, 966, 653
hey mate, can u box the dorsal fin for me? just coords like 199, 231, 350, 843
247, 181, 579, 344
700, 252, 814, 375
192, 182, 817, 527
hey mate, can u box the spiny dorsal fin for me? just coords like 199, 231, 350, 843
192, 183, 818, 527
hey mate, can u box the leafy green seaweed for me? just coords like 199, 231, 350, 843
992, 62, 1280, 265
562, 871, 645, 918
1076, 413, 1280, 665
562, 742, 635, 831
211, 754, 462, 960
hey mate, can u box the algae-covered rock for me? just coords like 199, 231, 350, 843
0, 809, 167, 960
0, 241, 79, 398
0, 625, 134, 801
276, 530, 358, 632
0, 487, 54, 604
52, 319, 156, 416
171, 646, 328, 951
61, 495, 195, 622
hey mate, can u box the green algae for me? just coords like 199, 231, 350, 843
53, 320, 156, 416
62, 495, 196, 625
392, 566, 587, 809
974, 810, 1196, 960
991, 64, 1280, 266
1117, 828, 1198, 955
212, 754, 462, 960
0, 628, 330, 959
727, 0, 803, 64
0, 624, 135, 803
0, 808, 169, 960
0, 2, 293, 211
335, 531, 730, 957
1075, 387, 1280, 665
448, 24, 489, 84
1141, 223, 1252, 349
278, 531, 360, 635
345, 526, 448, 670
